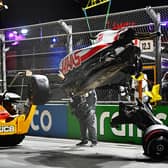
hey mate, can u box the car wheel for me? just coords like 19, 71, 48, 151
142, 124, 168, 159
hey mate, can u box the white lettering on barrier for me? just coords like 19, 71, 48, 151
156, 113, 167, 121
99, 111, 168, 137
40, 110, 52, 131
100, 111, 110, 135
129, 124, 133, 137
31, 110, 40, 131
100, 111, 168, 137
31, 109, 52, 132
111, 111, 126, 136
111, 125, 126, 136
137, 127, 142, 137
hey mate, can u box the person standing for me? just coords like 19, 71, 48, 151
69, 89, 97, 147
131, 72, 149, 101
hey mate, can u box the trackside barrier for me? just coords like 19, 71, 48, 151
28, 104, 168, 145
28, 104, 67, 138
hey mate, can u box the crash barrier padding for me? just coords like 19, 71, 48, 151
28, 104, 168, 145
28, 104, 67, 138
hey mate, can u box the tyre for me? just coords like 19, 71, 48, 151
0, 134, 25, 146
142, 124, 168, 159
28, 75, 50, 105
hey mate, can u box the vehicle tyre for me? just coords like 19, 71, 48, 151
28, 75, 50, 105
0, 134, 25, 146
142, 124, 168, 159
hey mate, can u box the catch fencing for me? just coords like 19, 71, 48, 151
1, 5, 168, 102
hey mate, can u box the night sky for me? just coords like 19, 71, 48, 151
0, 0, 168, 28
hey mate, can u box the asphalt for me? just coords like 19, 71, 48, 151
0, 136, 168, 168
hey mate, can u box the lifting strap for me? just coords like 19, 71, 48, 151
82, 0, 112, 35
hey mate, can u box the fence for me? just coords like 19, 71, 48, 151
1, 5, 168, 102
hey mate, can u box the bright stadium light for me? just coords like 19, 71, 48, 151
21, 28, 28, 35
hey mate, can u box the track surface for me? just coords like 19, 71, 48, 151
0, 136, 168, 168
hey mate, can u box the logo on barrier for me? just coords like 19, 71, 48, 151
99, 111, 168, 137
31, 109, 52, 132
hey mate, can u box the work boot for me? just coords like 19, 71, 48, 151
76, 140, 88, 146
90, 141, 97, 147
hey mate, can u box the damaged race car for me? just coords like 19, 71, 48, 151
0, 72, 49, 146
55, 27, 157, 97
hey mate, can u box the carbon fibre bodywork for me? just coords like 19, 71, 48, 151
56, 28, 144, 97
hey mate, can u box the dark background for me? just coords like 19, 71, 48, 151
0, 0, 168, 28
